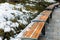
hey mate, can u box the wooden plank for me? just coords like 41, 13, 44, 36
46, 3, 59, 10
23, 22, 39, 38
31, 22, 45, 38
41, 10, 52, 16
23, 22, 45, 38
39, 15, 48, 21
47, 5, 55, 9
38, 10, 52, 21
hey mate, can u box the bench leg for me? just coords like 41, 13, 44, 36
55, 5, 59, 8
50, 13, 52, 18
42, 26, 45, 35
47, 17, 50, 23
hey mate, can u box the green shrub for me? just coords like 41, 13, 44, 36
0, 0, 6, 3
0, 29, 4, 36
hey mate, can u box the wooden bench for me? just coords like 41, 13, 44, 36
46, 3, 59, 11
21, 3, 59, 40
21, 10, 52, 40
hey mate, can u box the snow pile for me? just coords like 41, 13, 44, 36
26, 3, 35, 6
44, 0, 55, 3
0, 3, 14, 11
0, 2, 38, 40
0, 37, 2, 40
0, 3, 29, 32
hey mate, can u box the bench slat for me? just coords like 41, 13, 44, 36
31, 22, 45, 38
23, 22, 39, 38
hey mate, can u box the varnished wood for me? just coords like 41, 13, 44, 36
23, 10, 52, 38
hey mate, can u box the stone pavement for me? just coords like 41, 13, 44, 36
39, 7, 60, 40
46, 7, 60, 40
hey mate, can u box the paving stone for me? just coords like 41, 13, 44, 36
39, 8, 60, 40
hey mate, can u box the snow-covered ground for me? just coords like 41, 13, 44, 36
0, 2, 38, 40
44, 0, 55, 3
28, 0, 55, 3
